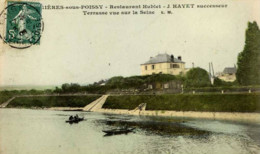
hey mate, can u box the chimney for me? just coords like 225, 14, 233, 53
170, 55, 174, 62
178, 56, 182, 61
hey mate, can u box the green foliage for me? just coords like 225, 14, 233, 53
0, 95, 13, 104
7, 96, 100, 108
103, 95, 153, 110
236, 21, 260, 85
60, 83, 81, 93
145, 74, 177, 83
106, 76, 144, 89
103, 94, 260, 112
213, 77, 237, 87
51, 74, 181, 94
82, 85, 113, 94
106, 76, 124, 87
184, 67, 211, 87
0, 90, 53, 104
105, 74, 179, 89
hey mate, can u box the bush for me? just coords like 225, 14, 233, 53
184, 68, 211, 87
213, 78, 238, 87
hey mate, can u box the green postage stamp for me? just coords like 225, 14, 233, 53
0, 1, 43, 49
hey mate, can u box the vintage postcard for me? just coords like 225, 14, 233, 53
0, 0, 260, 154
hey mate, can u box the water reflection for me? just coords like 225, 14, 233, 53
99, 119, 210, 137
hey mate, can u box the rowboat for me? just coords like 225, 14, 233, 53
103, 127, 135, 135
66, 117, 84, 123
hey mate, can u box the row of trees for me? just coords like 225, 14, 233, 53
106, 74, 179, 89
53, 67, 227, 94
53, 74, 181, 93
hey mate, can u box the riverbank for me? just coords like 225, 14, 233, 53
2, 93, 260, 122
100, 93, 260, 122
6, 96, 101, 108
95, 109, 260, 122
103, 93, 260, 112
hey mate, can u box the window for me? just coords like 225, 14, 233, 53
145, 66, 147, 70
170, 64, 179, 68
152, 65, 155, 70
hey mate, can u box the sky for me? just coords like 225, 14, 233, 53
0, 0, 260, 86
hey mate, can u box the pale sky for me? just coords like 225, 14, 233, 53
0, 0, 260, 86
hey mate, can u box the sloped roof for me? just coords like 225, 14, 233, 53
223, 67, 237, 74
142, 53, 184, 65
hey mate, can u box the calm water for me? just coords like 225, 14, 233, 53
0, 109, 260, 154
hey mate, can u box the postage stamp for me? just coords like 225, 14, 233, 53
0, 1, 43, 49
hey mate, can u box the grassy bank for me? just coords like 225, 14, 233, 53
103, 94, 260, 112
0, 90, 52, 105
0, 95, 13, 104
6, 96, 101, 108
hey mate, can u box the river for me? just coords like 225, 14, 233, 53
0, 109, 259, 154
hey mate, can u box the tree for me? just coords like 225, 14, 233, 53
60, 83, 81, 93
106, 76, 124, 88
53, 87, 62, 93
184, 67, 211, 87
61, 83, 70, 93
70, 83, 81, 92
123, 77, 144, 88
146, 74, 176, 83
236, 21, 260, 85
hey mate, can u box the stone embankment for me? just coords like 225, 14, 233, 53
84, 95, 260, 122
96, 108, 260, 122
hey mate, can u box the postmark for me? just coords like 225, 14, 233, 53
0, 1, 43, 49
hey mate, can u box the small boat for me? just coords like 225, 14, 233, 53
103, 127, 135, 135
66, 117, 84, 123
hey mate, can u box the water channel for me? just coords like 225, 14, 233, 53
0, 109, 259, 154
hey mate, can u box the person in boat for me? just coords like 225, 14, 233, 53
69, 115, 73, 120
74, 114, 79, 120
